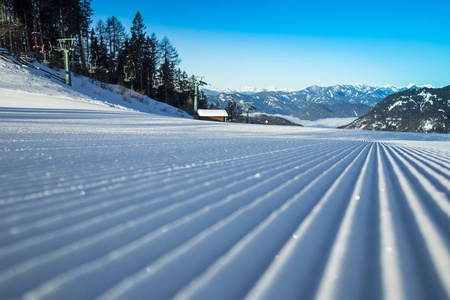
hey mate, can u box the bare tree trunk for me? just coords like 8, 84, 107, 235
0, 3, 4, 48
59, 6, 65, 38
8, 12, 13, 50
24, 11, 30, 52
36, 0, 44, 48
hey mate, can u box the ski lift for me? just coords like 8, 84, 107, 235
54, 38, 75, 52
48, 42, 53, 56
88, 51, 98, 74
124, 62, 136, 82
40, 44, 48, 63
31, 26, 40, 50
54, 38, 76, 86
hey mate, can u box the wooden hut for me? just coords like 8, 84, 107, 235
197, 109, 228, 122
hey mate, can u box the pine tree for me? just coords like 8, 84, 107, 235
128, 11, 146, 92
158, 36, 180, 105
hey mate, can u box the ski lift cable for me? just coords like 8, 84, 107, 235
203, 83, 228, 95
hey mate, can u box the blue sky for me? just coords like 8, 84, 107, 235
92, 0, 450, 91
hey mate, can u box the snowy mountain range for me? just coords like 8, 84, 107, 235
342, 85, 450, 133
203, 84, 431, 118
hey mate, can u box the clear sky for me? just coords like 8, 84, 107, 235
91, 0, 450, 91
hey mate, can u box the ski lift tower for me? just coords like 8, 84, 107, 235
54, 38, 75, 86
242, 102, 256, 123
191, 76, 207, 114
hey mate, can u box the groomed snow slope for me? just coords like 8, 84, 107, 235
1, 63, 450, 300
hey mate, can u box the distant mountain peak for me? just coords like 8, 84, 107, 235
349, 83, 366, 88
406, 83, 435, 89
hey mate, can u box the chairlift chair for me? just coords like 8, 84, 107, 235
88, 52, 98, 74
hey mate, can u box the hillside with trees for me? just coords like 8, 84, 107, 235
0, 0, 207, 113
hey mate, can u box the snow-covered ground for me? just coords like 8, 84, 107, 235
1, 57, 450, 300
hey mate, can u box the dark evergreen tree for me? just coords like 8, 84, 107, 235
158, 36, 180, 105
128, 11, 146, 91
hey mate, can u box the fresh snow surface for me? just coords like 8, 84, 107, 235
1, 59, 450, 300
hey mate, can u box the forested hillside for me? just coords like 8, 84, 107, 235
0, 0, 207, 112
342, 86, 450, 133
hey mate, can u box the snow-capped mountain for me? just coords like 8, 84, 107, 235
203, 84, 422, 117
342, 85, 450, 133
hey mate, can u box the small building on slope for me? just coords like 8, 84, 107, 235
197, 109, 228, 122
